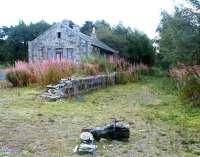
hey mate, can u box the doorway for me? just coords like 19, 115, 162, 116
55, 48, 63, 60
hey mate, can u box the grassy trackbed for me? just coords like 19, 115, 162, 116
0, 76, 200, 156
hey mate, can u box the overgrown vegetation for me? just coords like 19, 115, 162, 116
179, 75, 200, 106
6, 56, 148, 87
155, 0, 200, 107
169, 65, 200, 106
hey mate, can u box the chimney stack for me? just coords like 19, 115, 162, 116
62, 19, 70, 28
91, 27, 96, 39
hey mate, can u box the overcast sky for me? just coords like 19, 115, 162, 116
0, 0, 182, 38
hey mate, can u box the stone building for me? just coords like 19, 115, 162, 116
28, 20, 118, 63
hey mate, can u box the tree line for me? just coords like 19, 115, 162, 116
81, 20, 155, 65
157, 0, 200, 69
0, 21, 51, 63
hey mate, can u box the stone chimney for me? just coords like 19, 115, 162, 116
91, 27, 97, 39
62, 19, 70, 28
73, 24, 80, 32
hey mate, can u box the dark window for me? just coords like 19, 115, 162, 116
57, 32, 61, 38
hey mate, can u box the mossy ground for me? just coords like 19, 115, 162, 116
0, 76, 200, 156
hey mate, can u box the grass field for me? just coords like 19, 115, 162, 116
0, 64, 7, 69
0, 76, 200, 156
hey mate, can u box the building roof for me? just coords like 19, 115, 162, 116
70, 24, 118, 54
91, 38, 118, 53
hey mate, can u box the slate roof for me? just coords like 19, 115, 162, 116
91, 38, 118, 54
73, 27, 118, 54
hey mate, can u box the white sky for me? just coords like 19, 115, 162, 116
0, 0, 181, 38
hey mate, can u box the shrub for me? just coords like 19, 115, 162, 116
144, 67, 167, 77
6, 71, 18, 86
115, 72, 129, 84
169, 65, 200, 106
79, 63, 100, 75
115, 65, 140, 84
179, 75, 200, 106
6, 70, 31, 87
6, 61, 32, 87
169, 65, 200, 88
82, 55, 116, 73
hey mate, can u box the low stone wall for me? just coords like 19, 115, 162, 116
41, 73, 116, 101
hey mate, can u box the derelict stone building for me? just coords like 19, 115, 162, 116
28, 20, 118, 63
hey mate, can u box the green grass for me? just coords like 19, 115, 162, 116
0, 64, 7, 69
0, 76, 199, 156
0, 65, 4, 69
142, 76, 200, 131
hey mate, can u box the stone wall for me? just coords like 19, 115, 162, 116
41, 73, 116, 101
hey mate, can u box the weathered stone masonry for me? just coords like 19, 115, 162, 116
41, 73, 116, 101
28, 20, 118, 64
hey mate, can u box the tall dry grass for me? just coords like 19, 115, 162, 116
6, 56, 148, 87
169, 65, 200, 87
6, 60, 76, 86
169, 65, 200, 106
